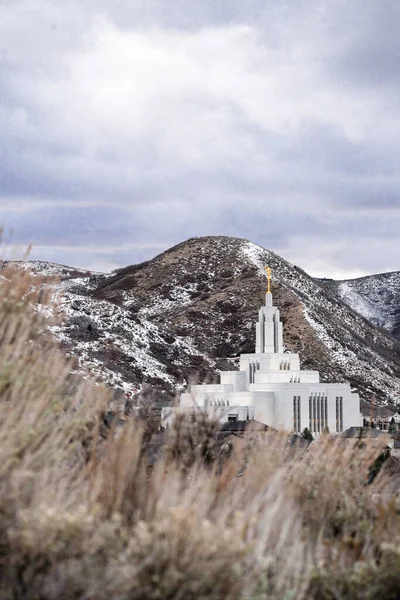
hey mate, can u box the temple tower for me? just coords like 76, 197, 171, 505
255, 268, 283, 354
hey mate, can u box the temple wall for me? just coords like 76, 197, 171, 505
208, 404, 252, 422
253, 370, 319, 384
253, 392, 276, 426
180, 384, 233, 408
240, 353, 301, 372
281, 384, 362, 433
220, 370, 247, 391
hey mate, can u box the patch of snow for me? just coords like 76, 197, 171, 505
338, 282, 385, 327
240, 241, 271, 276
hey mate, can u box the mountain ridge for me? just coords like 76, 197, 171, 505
5, 236, 400, 408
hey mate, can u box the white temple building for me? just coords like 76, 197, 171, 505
162, 273, 361, 434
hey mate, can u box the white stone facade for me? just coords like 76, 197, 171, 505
162, 291, 362, 434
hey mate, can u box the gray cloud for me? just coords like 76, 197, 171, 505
321, 1, 400, 92
0, 0, 399, 278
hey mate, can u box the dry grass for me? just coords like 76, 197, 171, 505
0, 265, 400, 599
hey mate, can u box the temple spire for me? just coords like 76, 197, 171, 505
256, 272, 284, 354
265, 266, 272, 294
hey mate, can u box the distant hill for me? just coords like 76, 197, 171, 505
318, 272, 400, 338
7, 236, 400, 408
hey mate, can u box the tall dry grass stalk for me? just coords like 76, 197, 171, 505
0, 264, 400, 599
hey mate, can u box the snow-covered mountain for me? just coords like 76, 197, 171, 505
7, 237, 400, 408
318, 273, 400, 339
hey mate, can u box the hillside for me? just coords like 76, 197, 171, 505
318, 272, 400, 339
7, 236, 400, 407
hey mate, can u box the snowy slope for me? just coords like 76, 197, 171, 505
5, 259, 215, 398
318, 272, 400, 338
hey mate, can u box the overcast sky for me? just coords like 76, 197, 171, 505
1, 0, 399, 278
